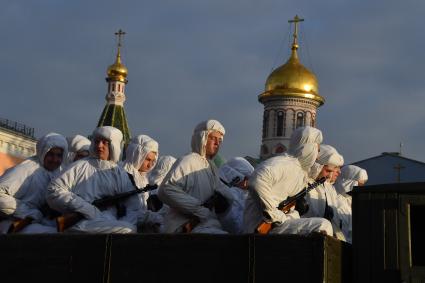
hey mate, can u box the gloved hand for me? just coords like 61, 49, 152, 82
295, 197, 310, 216
147, 194, 163, 212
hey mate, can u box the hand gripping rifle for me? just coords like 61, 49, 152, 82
181, 191, 230, 233
182, 176, 241, 233
256, 177, 326, 234
56, 178, 158, 232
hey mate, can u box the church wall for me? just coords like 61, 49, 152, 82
260, 97, 319, 159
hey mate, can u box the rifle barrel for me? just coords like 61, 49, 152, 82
277, 177, 326, 210
56, 184, 158, 231
92, 184, 158, 207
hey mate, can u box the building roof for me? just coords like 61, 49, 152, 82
352, 152, 425, 166
351, 152, 425, 185
0, 117, 36, 140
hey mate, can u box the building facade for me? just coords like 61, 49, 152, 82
0, 118, 36, 175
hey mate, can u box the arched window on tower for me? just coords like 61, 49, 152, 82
112, 84, 115, 92
296, 112, 305, 128
276, 111, 284, 137
262, 111, 269, 138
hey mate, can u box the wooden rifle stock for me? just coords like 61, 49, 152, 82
256, 177, 327, 234
55, 183, 158, 232
8, 205, 61, 233
7, 217, 34, 234
56, 212, 84, 232
182, 217, 200, 233
256, 221, 273, 235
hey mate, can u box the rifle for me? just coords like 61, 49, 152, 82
181, 191, 230, 233
256, 177, 326, 234
220, 176, 243, 188
181, 176, 241, 233
56, 183, 158, 232
7, 217, 34, 234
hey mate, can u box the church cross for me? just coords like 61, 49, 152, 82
394, 163, 405, 183
115, 29, 126, 48
288, 15, 304, 49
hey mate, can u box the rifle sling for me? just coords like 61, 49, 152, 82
127, 172, 138, 188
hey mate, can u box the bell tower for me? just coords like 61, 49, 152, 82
97, 29, 131, 144
259, 16, 325, 159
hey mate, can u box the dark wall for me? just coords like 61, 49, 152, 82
0, 233, 350, 283
352, 182, 425, 283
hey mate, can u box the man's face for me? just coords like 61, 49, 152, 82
205, 131, 223, 159
43, 147, 64, 171
94, 137, 110, 160
317, 165, 335, 181
329, 166, 341, 183
139, 151, 157, 173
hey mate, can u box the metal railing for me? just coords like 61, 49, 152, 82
0, 118, 35, 138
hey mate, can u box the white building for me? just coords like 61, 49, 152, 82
0, 118, 36, 175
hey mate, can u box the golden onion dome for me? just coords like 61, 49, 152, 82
259, 15, 324, 105
107, 48, 128, 83
259, 48, 324, 105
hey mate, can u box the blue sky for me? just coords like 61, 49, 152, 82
1, 0, 424, 163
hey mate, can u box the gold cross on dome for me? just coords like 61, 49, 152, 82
288, 15, 304, 49
115, 29, 126, 47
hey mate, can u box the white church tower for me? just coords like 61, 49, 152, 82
259, 16, 325, 159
